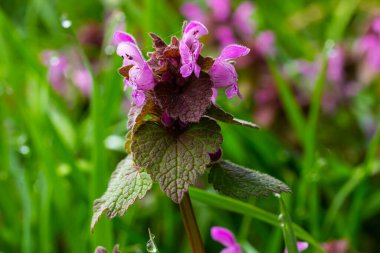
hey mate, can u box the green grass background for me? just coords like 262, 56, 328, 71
0, 0, 379, 252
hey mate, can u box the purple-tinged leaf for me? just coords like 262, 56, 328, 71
154, 73, 213, 123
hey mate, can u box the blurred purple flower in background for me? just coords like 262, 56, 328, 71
42, 50, 93, 97
211, 226, 242, 253
182, 0, 253, 47
296, 45, 362, 114
42, 51, 69, 94
357, 17, 380, 71
181, 0, 274, 63
284, 241, 309, 253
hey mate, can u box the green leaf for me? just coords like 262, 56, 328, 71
209, 160, 291, 199
278, 195, 299, 253
91, 155, 152, 231
189, 188, 326, 253
131, 118, 222, 203
206, 104, 259, 129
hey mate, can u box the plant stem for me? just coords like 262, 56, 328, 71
179, 192, 205, 253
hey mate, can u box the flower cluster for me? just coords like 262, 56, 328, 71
42, 50, 92, 97
114, 21, 249, 111
181, 0, 275, 65
357, 17, 380, 72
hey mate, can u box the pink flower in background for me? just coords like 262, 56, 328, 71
42, 52, 69, 94
179, 21, 208, 78
181, 0, 275, 69
254, 31, 276, 57
211, 226, 242, 253
114, 31, 156, 106
357, 17, 380, 71
284, 241, 309, 253
42, 50, 93, 97
72, 68, 92, 96
209, 44, 250, 99
327, 47, 345, 83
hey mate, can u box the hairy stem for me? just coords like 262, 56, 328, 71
179, 192, 205, 253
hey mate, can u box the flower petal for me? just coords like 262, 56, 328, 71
233, 1, 255, 36
219, 44, 250, 61
215, 26, 237, 47
132, 89, 145, 106
209, 60, 237, 88
225, 83, 241, 99
181, 3, 208, 23
130, 64, 155, 90
284, 241, 309, 253
117, 42, 145, 66
221, 244, 243, 253
207, 0, 230, 22
113, 31, 136, 45
184, 21, 208, 39
210, 227, 237, 247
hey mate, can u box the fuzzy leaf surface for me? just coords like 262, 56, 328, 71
127, 97, 161, 130
209, 160, 291, 199
91, 155, 152, 231
131, 118, 222, 203
154, 74, 213, 123
206, 104, 259, 129
126, 97, 161, 152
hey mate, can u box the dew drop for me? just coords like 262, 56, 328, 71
278, 214, 284, 221
104, 45, 115, 55
274, 193, 280, 198
19, 145, 30, 155
146, 228, 158, 253
61, 15, 72, 29
280, 223, 285, 228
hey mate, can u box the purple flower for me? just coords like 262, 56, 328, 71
327, 47, 345, 83
181, 3, 208, 24
179, 21, 208, 78
72, 68, 92, 96
42, 51, 69, 94
232, 2, 255, 37
211, 226, 242, 253
209, 44, 250, 99
284, 241, 309, 253
254, 31, 276, 57
357, 17, 380, 71
207, 0, 230, 22
115, 31, 156, 106
181, 0, 254, 48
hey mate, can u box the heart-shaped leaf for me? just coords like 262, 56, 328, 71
131, 118, 222, 203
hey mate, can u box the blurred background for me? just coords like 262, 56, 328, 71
0, 0, 379, 252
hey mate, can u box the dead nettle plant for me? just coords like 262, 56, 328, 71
91, 21, 291, 252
